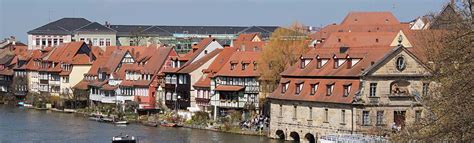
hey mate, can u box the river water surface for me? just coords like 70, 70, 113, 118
0, 105, 279, 143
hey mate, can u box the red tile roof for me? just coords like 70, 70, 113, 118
193, 47, 238, 88
320, 32, 397, 48
214, 51, 260, 77
341, 12, 400, 26
235, 33, 260, 41
269, 78, 359, 104
177, 49, 223, 74
283, 46, 393, 77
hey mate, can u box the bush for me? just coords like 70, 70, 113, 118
191, 111, 210, 126
229, 110, 242, 123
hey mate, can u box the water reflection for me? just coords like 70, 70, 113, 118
0, 105, 284, 143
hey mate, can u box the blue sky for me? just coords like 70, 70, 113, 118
0, 0, 447, 42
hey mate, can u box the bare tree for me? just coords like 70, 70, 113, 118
392, 1, 473, 142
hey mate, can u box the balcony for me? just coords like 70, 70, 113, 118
195, 98, 210, 105
389, 93, 415, 101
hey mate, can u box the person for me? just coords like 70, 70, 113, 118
391, 122, 397, 133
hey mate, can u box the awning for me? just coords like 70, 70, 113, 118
215, 85, 244, 91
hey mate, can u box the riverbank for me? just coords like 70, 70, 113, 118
21, 106, 269, 138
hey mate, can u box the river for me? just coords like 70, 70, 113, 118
0, 105, 280, 143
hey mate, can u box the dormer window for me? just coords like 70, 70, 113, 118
281, 83, 288, 93
295, 83, 303, 94
343, 84, 351, 97
334, 58, 339, 69
310, 83, 318, 95
347, 59, 352, 69
326, 83, 334, 96
253, 62, 258, 71
231, 63, 237, 70
242, 63, 248, 70
300, 59, 305, 69
317, 59, 323, 69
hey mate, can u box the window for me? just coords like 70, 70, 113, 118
309, 107, 313, 120
396, 56, 406, 71
310, 84, 318, 95
279, 104, 283, 117
326, 84, 334, 96
93, 38, 98, 46
80, 38, 85, 41
41, 38, 46, 46
334, 59, 339, 69
363, 111, 370, 125
300, 59, 305, 69
253, 63, 258, 71
376, 111, 384, 125
422, 83, 429, 96
415, 110, 422, 122
99, 38, 105, 46
62, 77, 69, 83
324, 108, 329, 122
242, 63, 248, 70
295, 83, 302, 94
281, 83, 287, 93
341, 110, 346, 124
59, 39, 63, 43
317, 59, 322, 69
343, 85, 351, 97
370, 83, 377, 97
230, 63, 236, 70
35, 38, 40, 45
293, 106, 297, 119
106, 39, 111, 46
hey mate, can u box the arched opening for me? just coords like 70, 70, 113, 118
275, 130, 285, 140
304, 133, 316, 143
290, 132, 300, 142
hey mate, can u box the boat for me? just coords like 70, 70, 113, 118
17, 102, 24, 106
142, 121, 158, 127
114, 121, 129, 125
160, 123, 182, 127
89, 116, 103, 122
102, 117, 114, 122
112, 134, 138, 143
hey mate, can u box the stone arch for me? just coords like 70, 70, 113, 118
304, 133, 316, 143
290, 132, 300, 142
275, 130, 285, 140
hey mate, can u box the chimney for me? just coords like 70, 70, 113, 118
88, 40, 93, 47
208, 35, 212, 38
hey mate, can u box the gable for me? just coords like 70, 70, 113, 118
121, 51, 135, 63
252, 35, 261, 42
190, 41, 223, 63
367, 48, 429, 76
390, 31, 413, 47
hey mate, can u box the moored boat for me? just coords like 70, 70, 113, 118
142, 121, 158, 127
114, 121, 129, 124
160, 123, 182, 127
112, 134, 137, 143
